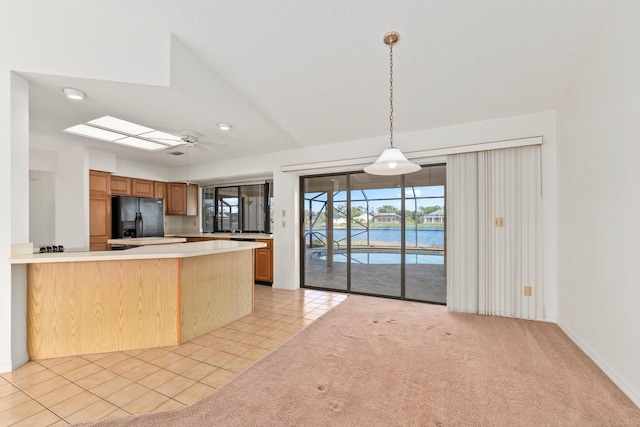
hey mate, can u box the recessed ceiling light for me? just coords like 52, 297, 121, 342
217, 123, 232, 131
63, 87, 85, 100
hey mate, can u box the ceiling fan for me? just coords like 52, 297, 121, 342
166, 129, 228, 154
162, 130, 228, 184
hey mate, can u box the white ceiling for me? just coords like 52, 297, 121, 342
25, 0, 613, 168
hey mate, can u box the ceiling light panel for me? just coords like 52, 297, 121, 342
113, 137, 168, 151
140, 130, 184, 146
88, 116, 154, 135
64, 124, 125, 142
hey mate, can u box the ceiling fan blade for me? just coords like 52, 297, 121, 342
200, 140, 228, 148
194, 144, 214, 153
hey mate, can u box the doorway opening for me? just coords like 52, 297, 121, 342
300, 164, 446, 304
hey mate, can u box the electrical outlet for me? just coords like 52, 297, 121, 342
523, 285, 533, 297
495, 217, 505, 227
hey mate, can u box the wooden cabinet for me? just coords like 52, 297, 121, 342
89, 170, 112, 251
167, 183, 198, 216
131, 179, 154, 197
89, 170, 110, 195
255, 239, 273, 284
89, 195, 112, 251
110, 176, 131, 195
185, 237, 204, 242
154, 181, 167, 213
187, 183, 198, 216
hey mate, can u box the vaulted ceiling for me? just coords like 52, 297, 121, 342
25, 0, 613, 167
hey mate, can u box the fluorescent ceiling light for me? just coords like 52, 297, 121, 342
63, 115, 185, 151
140, 130, 184, 146
64, 124, 127, 142
113, 137, 168, 151
88, 116, 154, 135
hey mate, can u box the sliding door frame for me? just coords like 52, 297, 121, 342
299, 166, 446, 305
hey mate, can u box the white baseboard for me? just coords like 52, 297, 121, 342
558, 320, 640, 409
0, 352, 28, 373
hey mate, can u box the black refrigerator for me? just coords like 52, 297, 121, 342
112, 196, 164, 238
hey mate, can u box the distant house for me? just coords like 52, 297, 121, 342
373, 212, 401, 223
332, 216, 347, 225
353, 213, 374, 224
423, 209, 445, 224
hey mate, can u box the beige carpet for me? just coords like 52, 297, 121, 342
81, 295, 640, 426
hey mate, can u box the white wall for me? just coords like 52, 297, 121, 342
29, 171, 56, 248
556, 0, 640, 407
55, 147, 90, 251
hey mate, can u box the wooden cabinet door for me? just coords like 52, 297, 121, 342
89, 170, 111, 195
154, 181, 167, 199
186, 183, 198, 216
255, 239, 273, 283
131, 179, 154, 197
111, 176, 131, 195
90, 194, 111, 251
154, 181, 167, 213
167, 183, 186, 215
167, 183, 198, 216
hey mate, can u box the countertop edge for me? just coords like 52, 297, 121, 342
166, 233, 274, 240
10, 241, 265, 264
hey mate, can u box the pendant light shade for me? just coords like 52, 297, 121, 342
364, 147, 421, 175
365, 31, 420, 176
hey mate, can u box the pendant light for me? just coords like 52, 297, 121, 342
364, 31, 421, 176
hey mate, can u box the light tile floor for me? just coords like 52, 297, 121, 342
0, 285, 346, 426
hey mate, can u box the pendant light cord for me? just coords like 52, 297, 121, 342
389, 38, 394, 149
186, 144, 190, 185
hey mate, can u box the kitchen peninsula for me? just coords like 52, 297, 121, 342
11, 240, 265, 360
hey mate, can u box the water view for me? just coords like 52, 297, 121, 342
306, 227, 445, 248
319, 252, 444, 265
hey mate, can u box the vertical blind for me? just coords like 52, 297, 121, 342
447, 145, 543, 319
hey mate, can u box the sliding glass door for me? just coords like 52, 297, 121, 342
301, 164, 446, 304
302, 175, 348, 291
349, 173, 402, 297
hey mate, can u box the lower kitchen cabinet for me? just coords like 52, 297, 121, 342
255, 239, 273, 284
89, 194, 111, 251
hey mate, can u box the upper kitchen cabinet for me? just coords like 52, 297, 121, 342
89, 170, 112, 251
154, 181, 167, 200
154, 181, 167, 213
131, 179, 154, 198
167, 183, 198, 216
110, 176, 131, 195
89, 170, 111, 195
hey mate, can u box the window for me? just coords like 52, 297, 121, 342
201, 182, 272, 233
